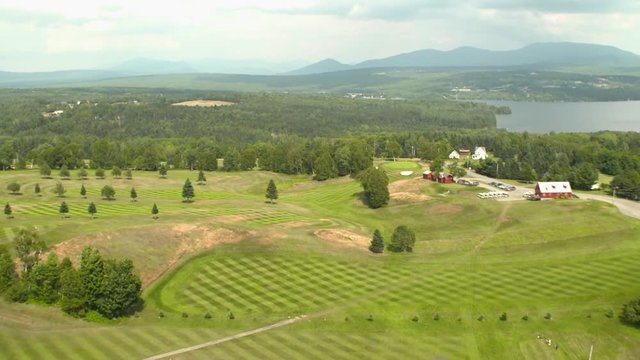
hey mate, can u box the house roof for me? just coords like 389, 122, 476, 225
536, 181, 573, 194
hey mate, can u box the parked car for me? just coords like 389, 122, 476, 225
457, 179, 479, 186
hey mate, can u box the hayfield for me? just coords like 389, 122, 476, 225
1, 162, 640, 359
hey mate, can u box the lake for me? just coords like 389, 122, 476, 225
484, 100, 640, 133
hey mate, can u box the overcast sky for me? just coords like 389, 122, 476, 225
1, 0, 639, 71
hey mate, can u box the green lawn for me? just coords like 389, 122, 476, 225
1, 164, 640, 359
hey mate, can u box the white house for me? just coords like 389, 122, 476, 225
448, 150, 460, 159
472, 146, 488, 160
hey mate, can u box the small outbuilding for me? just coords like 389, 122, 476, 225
423, 170, 435, 180
535, 182, 573, 199
437, 173, 454, 184
448, 150, 460, 159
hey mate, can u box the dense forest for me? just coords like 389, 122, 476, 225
1, 88, 640, 200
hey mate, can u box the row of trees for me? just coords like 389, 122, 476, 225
0, 230, 142, 318
369, 226, 416, 253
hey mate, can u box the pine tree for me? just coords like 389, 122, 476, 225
125, 169, 133, 180
4, 203, 12, 219
151, 203, 159, 219
369, 229, 384, 253
266, 179, 278, 204
182, 179, 195, 202
130, 188, 137, 202
34, 183, 41, 196
159, 164, 168, 178
197, 170, 206, 185
95, 168, 105, 179
88, 202, 97, 218
80, 184, 87, 198
59, 201, 70, 218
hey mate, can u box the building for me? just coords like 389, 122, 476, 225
472, 146, 488, 160
535, 182, 573, 199
458, 149, 471, 157
448, 150, 460, 159
437, 173, 454, 184
422, 170, 435, 180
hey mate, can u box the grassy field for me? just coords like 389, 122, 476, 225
1, 163, 640, 359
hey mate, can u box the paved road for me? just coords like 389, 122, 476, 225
465, 170, 640, 220
144, 316, 306, 360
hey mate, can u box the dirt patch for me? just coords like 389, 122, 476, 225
314, 229, 369, 249
428, 204, 464, 214
48, 223, 248, 287
172, 100, 235, 107
389, 177, 429, 202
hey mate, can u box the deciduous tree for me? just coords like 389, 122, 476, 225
101, 185, 115, 200
387, 225, 416, 253
39, 163, 51, 178
95, 168, 105, 179
7, 182, 20, 194
111, 166, 122, 178
14, 228, 46, 273
159, 164, 168, 178
0, 246, 18, 293
358, 167, 389, 209
59, 165, 70, 179
78, 167, 88, 180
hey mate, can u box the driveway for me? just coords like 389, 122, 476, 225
464, 170, 640, 220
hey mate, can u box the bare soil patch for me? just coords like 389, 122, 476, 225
389, 178, 429, 202
49, 223, 248, 287
172, 100, 235, 107
314, 229, 369, 249
428, 204, 464, 214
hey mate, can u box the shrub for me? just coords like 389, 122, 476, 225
204, 312, 212, 320
158, 312, 165, 318
433, 313, 440, 321
477, 315, 485, 322
412, 315, 419, 322
228, 311, 235, 320
522, 315, 529, 321
621, 298, 640, 326
181, 312, 189, 318
544, 313, 552, 320
367, 314, 374, 321
499, 312, 508, 321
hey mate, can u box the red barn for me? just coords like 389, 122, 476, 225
423, 170, 435, 180
437, 173, 454, 184
535, 182, 573, 199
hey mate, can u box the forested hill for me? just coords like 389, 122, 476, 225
0, 88, 496, 144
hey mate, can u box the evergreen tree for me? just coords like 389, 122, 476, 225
223, 149, 240, 171
313, 150, 338, 181
54, 182, 66, 197
101, 185, 116, 200
387, 225, 416, 253
6, 181, 20, 194
369, 229, 385, 253
80, 184, 87, 198
59, 165, 70, 179
124, 169, 133, 180
197, 170, 206, 185
152, 203, 159, 219
34, 183, 41, 196
59, 201, 69, 218
39, 163, 52, 178
182, 179, 195, 202
266, 179, 278, 204
111, 166, 122, 178
4, 203, 12, 219
159, 164, 168, 178
358, 167, 389, 209
130, 188, 137, 202
95, 168, 105, 179
88, 202, 97, 218
0, 246, 18, 293
78, 167, 88, 180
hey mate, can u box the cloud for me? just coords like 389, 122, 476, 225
476, 0, 640, 14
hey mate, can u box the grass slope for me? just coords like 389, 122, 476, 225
1, 163, 639, 359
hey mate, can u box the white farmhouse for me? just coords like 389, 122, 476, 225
472, 146, 488, 160
448, 150, 460, 160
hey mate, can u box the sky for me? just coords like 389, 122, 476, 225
1, 0, 639, 72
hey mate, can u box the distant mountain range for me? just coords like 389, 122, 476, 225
288, 42, 640, 75
0, 42, 639, 87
